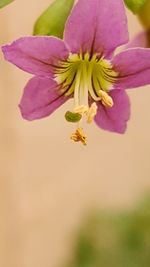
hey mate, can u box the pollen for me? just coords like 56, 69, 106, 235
70, 128, 87, 145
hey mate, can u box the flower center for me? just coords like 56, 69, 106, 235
54, 53, 118, 144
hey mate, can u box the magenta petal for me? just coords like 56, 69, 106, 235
64, 0, 128, 56
126, 31, 148, 49
19, 77, 69, 120
112, 48, 150, 89
2, 37, 69, 77
94, 90, 130, 134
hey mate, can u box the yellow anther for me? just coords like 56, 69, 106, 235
74, 105, 88, 114
98, 90, 114, 108
86, 103, 98, 123
70, 128, 87, 145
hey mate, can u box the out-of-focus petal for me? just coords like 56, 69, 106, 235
126, 31, 149, 49
112, 48, 150, 89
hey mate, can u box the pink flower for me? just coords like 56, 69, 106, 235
2, 0, 150, 144
127, 30, 150, 49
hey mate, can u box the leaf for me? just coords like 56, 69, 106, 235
0, 0, 14, 8
124, 0, 146, 13
33, 0, 75, 38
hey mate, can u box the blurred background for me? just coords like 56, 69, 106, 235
0, 1, 150, 267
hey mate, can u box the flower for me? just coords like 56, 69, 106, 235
2, 0, 150, 145
127, 29, 150, 49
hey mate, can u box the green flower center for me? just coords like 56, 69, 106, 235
54, 53, 118, 145
54, 53, 118, 108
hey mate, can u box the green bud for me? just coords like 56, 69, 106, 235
138, 0, 150, 29
124, 0, 146, 14
65, 111, 82, 123
0, 0, 14, 8
33, 0, 75, 38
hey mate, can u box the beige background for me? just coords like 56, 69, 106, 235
0, 1, 150, 267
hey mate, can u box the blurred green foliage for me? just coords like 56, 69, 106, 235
64, 196, 150, 267
0, 0, 14, 9
138, 0, 150, 29
33, 0, 75, 38
124, 0, 146, 13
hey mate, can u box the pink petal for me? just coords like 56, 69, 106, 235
2, 37, 69, 77
126, 31, 148, 49
19, 77, 69, 120
112, 48, 150, 89
94, 90, 130, 134
64, 0, 128, 56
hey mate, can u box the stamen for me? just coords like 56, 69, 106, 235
86, 103, 98, 123
70, 128, 87, 145
98, 90, 114, 108
54, 53, 118, 144
74, 105, 88, 114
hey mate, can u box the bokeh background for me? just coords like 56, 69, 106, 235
0, 1, 150, 267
